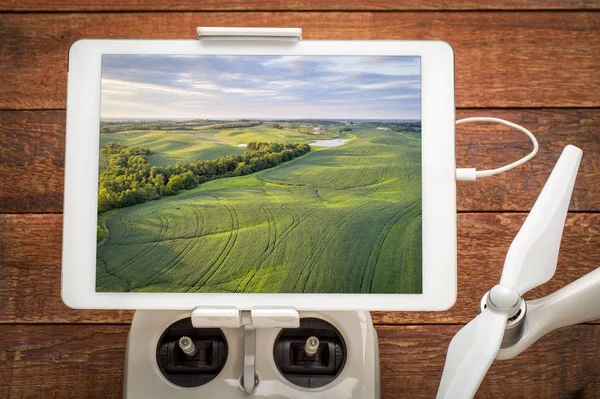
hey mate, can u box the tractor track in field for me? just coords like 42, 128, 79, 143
326, 166, 351, 187
313, 188, 325, 202
235, 204, 319, 293
368, 204, 421, 293
188, 203, 239, 291
116, 210, 135, 244
325, 154, 378, 190
96, 209, 135, 258
98, 211, 164, 279
368, 161, 393, 195
102, 210, 171, 278
359, 200, 419, 293
234, 204, 298, 292
234, 204, 296, 293
352, 158, 377, 188
293, 201, 374, 293
260, 203, 277, 253
144, 206, 204, 287
96, 257, 131, 291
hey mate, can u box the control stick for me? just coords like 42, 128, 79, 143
304, 336, 319, 358
178, 336, 198, 357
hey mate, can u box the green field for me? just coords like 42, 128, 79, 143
99, 122, 339, 166
96, 121, 422, 294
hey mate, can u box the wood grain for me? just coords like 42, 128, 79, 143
1, 12, 599, 110
2, 109, 599, 214
1, 212, 598, 324
0, 323, 598, 398
378, 325, 600, 398
0, 111, 65, 214
0, 324, 128, 399
1, 0, 598, 12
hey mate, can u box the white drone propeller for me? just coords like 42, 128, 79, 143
437, 145, 600, 399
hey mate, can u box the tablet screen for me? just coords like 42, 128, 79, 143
96, 55, 422, 294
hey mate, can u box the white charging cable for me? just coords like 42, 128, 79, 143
455, 117, 539, 181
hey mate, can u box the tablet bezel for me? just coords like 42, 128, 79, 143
62, 39, 456, 311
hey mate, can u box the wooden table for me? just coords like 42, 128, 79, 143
1, 1, 599, 398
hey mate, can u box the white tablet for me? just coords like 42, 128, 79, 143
62, 38, 456, 311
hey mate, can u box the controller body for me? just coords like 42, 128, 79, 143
124, 310, 380, 398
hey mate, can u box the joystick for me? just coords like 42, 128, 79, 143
155, 317, 228, 388
274, 318, 346, 388
304, 336, 319, 358
179, 336, 198, 357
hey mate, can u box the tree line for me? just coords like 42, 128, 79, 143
98, 141, 311, 213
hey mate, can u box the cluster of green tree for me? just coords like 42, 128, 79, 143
373, 121, 422, 134
338, 126, 352, 133
97, 225, 107, 242
296, 127, 311, 134
98, 141, 311, 213
273, 119, 342, 126
100, 122, 187, 134
194, 121, 262, 131
271, 122, 283, 129
295, 126, 329, 135
99, 119, 259, 135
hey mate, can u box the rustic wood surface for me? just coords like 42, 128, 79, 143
0, 1, 599, 398
0, 324, 599, 399
2, 0, 599, 12
1, 12, 599, 109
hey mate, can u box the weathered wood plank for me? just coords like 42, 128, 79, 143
455, 108, 600, 213
1, 212, 598, 324
2, 109, 598, 214
1, 12, 599, 109
0, 324, 128, 399
0, 324, 598, 398
0, 111, 65, 214
1, 0, 598, 12
378, 325, 600, 398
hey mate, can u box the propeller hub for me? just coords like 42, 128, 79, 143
487, 284, 521, 314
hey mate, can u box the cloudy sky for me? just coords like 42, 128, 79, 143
100, 55, 421, 120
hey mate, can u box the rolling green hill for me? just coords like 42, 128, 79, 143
96, 123, 422, 294
99, 123, 338, 166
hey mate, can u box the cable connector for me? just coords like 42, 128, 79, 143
455, 117, 539, 181
455, 168, 477, 181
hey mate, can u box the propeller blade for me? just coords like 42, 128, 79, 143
500, 145, 582, 294
437, 308, 508, 399
497, 267, 600, 360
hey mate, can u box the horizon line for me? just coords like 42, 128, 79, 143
100, 117, 422, 121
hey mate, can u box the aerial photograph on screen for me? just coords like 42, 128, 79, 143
96, 54, 422, 294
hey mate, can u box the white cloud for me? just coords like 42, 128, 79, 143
274, 95, 300, 101
101, 89, 134, 96
221, 87, 279, 96
261, 56, 301, 67
176, 78, 223, 91
323, 56, 420, 77
103, 79, 211, 97
192, 83, 221, 90
266, 80, 311, 89
221, 73, 244, 80
382, 94, 421, 100
357, 80, 420, 91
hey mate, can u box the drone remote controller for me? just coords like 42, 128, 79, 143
124, 310, 380, 398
